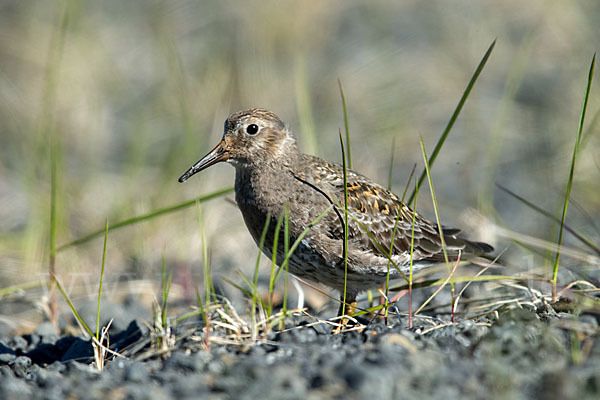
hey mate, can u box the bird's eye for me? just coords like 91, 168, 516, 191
246, 124, 259, 135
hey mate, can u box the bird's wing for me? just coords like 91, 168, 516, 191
300, 155, 491, 263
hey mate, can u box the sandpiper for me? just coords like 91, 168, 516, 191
179, 108, 493, 318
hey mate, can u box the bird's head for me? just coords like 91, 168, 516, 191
178, 108, 296, 182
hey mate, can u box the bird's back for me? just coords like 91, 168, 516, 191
293, 154, 493, 271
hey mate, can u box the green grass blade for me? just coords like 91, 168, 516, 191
295, 55, 318, 155
96, 220, 109, 340
284, 204, 290, 274
196, 203, 216, 308
419, 138, 449, 265
350, 304, 387, 318
408, 176, 419, 326
222, 277, 254, 299
161, 251, 173, 329
236, 270, 258, 293
174, 308, 205, 324
401, 163, 417, 203
52, 273, 93, 338
479, 28, 541, 211
581, 108, 600, 151
339, 130, 349, 315
407, 39, 496, 205
0, 281, 44, 298
50, 142, 57, 275
57, 186, 233, 251
391, 274, 551, 291
254, 214, 271, 286
280, 204, 291, 329
252, 214, 271, 330
195, 287, 204, 315
49, 139, 58, 325
342, 210, 409, 282
497, 183, 600, 255
387, 137, 395, 190
419, 137, 452, 299
273, 205, 334, 283
37, 5, 68, 328
552, 53, 596, 298
268, 212, 285, 315
385, 196, 405, 316
236, 271, 268, 310
338, 79, 352, 169
269, 212, 285, 288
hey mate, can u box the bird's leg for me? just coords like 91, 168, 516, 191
332, 294, 357, 334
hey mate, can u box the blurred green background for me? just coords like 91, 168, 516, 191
0, 1, 598, 323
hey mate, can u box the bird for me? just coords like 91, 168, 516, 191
178, 108, 493, 321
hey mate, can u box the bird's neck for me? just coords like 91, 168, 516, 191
233, 150, 301, 216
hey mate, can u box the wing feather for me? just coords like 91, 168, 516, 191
299, 154, 491, 264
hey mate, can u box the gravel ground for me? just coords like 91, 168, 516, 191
1, 304, 599, 400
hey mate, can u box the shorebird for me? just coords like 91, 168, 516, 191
179, 108, 493, 319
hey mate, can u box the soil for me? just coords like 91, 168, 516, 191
1, 300, 599, 400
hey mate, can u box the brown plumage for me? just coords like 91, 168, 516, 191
179, 108, 493, 315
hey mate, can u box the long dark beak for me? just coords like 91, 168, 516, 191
178, 140, 229, 183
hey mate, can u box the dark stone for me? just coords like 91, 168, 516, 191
0, 342, 16, 364
13, 356, 31, 368
0, 376, 33, 399
310, 373, 325, 389
46, 361, 66, 373
111, 320, 146, 352
35, 322, 60, 342
25, 336, 84, 365
61, 338, 93, 363
124, 360, 149, 382
338, 363, 365, 390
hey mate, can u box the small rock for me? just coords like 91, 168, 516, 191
46, 361, 66, 373
9, 337, 27, 352
0, 376, 32, 399
124, 360, 149, 382
0, 351, 16, 364
65, 360, 99, 377
379, 333, 418, 353
338, 363, 365, 390
61, 338, 93, 363
13, 356, 31, 368
35, 322, 59, 339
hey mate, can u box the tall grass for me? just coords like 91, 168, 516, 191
295, 54, 318, 155
42, 5, 69, 327
384, 197, 404, 320
417, 137, 453, 308
478, 24, 542, 212
57, 187, 233, 251
196, 203, 217, 311
387, 137, 395, 191
420, 137, 450, 267
551, 54, 596, 301
95, 221, 109, 340
269, 206, 334, 316
251, 214, 271, 337
406, 39, 496, 206
49, 141, 58, 325
338, 80, 352, 169
52, 217, 113, 370
338, 131, 350, 316
279, 205, 291, 329
160, 251, 173, 331
496, 183, 600, 255
268, 212, 285, 316
408, 177, 419, 328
